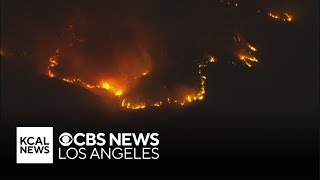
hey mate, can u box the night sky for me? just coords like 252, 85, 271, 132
1, 0, 319, 179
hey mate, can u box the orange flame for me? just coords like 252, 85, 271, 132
268, 12, 293, 22
45, 25, 222, 110
47, 49, 216, 109
234, 35, 259, 68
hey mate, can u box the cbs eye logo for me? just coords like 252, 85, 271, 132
59, 133, 73, 146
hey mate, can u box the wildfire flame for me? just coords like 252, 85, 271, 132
47, 53, 215, 109
234, 35, 259, 68
46, 0, 290, 110
268, 12, 293, 22
238, 54, 258, 68
247, 44, 257, 52
238, 45, 259, 68
46, 25, 219, 110
2, 0, 297, 111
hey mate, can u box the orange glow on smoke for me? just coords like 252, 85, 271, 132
47, 44, 216, 109
0, 49, 5, 56
48, 69, 55, 77
47, 25, 263, 110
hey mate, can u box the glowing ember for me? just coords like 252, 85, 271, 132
247, 44, 257, 52
238, 54, 258, 68
48, 69, 55, 77
234, 35, 259, 68
209, 56, 216, 62
121, 99, 146, 109
152, 101, 162, 107
238, 44, 259, 67
134, 71, 150, 80
268, 12, 293, 22
284, 13, 293, 22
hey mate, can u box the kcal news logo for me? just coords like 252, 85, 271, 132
16, 127, 159, 163
16, 127, 53, 164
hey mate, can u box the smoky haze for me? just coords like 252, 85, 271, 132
1, 0, 318, 110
